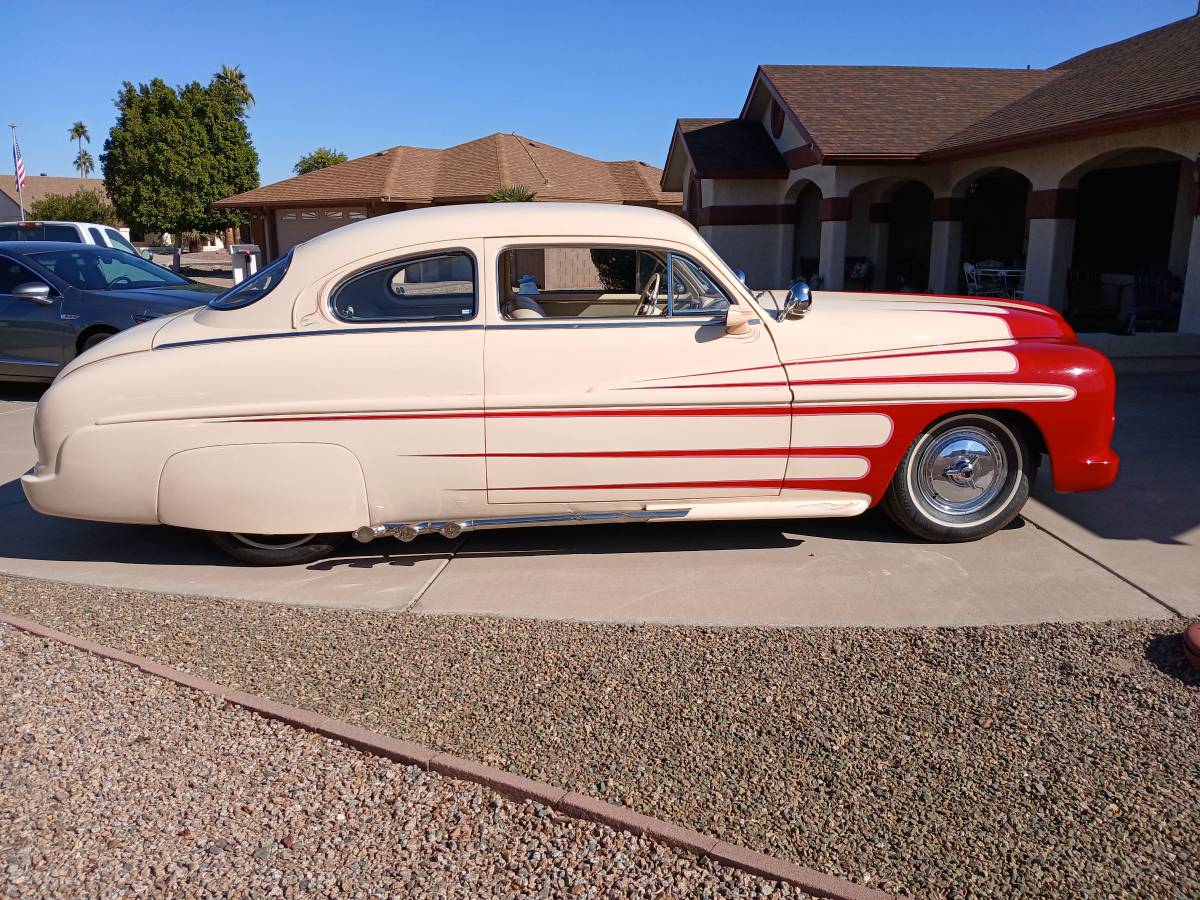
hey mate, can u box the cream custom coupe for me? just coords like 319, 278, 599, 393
23, 204, 1118, 565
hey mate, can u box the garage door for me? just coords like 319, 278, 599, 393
275, 208, 368, 253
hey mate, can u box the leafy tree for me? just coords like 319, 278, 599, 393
102, 72, 259, 235
68, 121, 90, 178
30, 188, 119, 225
294, 147, 348, 175
486, 184, 537, 202
74, 148, 94, 178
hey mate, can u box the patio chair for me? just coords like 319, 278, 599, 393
1128, 264, 1181, 334
963, 262, 1004, 297
1066, 268, 1122, 333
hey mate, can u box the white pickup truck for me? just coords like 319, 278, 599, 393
0, 220, 143, 257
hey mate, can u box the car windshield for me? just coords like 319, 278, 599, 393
31, 247, 189, 291
208, 251, 292, 310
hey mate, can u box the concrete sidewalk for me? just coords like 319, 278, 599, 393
0, 375, 1193, 626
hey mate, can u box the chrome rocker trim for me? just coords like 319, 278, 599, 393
354, 509, 692, 543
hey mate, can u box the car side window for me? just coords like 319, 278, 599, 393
42, 225, 82, 242
332, 251, 475, 323
89, 227, 106, 245
497, 246, 728, 320
105, 229, 138, 255
0, 257, 45, 294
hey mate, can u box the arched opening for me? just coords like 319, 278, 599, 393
791, 181, 822, 282
959, 169, 1032, 288
1063, 148, 1191, 333
883, 181, 933, 292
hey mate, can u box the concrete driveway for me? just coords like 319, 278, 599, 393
0, 375, 1195, 626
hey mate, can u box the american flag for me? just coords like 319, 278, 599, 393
13, 134, 26, 194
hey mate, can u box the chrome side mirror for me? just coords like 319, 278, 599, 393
782, 279, 812, 319
11, 282, 53, 306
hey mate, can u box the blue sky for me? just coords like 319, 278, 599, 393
3, 0, 1194, 188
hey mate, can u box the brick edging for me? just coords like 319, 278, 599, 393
0, 611, 894, 900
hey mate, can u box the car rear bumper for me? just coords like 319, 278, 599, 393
1051, 447, 1120, 493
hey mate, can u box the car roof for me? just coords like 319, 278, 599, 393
292, 202, 700, 270
0, 241, 110, 252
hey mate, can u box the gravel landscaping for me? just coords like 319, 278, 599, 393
0, 624, 810, 898
2, 573, 1197, 897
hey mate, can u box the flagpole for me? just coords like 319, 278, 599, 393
10, 122, 24, 222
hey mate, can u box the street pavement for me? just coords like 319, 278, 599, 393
0, 375, 1194, 626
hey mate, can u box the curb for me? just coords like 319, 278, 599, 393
1184, 621, 1200, 671
0, 611, 893, 900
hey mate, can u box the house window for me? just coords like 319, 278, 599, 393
770, 99, 784, 139
348, 212, 367, 220
301, 211, 318, 220
325, 211, 343, 220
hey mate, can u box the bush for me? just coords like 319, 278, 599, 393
29, 188, 120, 225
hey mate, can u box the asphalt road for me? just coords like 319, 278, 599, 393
0, 374, 1195, 626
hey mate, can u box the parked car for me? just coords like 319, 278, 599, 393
0, 220, 144, 257
0, 242, 222, 380
22, 204, 1118, 565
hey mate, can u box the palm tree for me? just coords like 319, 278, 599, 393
486, 184, 537, 202
74, 149, 94, 179
69, 121, 90, 178
214, 64, 254, 110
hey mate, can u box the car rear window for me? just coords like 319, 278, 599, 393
209, 250, 292, 310
0, 223, 82, 242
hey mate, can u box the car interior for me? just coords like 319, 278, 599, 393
498, 246, 731, 320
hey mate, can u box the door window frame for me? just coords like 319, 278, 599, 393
492, 241, 735, 326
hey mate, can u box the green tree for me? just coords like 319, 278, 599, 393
294, 147, 349, 175
30, 188, 119, 225
68, 121, 90, 178
213, 64, 254, 109
486, 184, 537, 202
101, 73, 259, 235
74, 148, 94, 179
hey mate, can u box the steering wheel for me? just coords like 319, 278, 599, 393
634, 272, 663, 317
110, 275, 134, 287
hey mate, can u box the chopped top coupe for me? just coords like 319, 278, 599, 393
22, 204, 1118, 565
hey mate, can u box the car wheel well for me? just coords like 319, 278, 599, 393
75, 325, 118, 356
917, 409, 1046, 459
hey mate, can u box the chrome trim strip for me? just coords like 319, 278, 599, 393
155, 316, 740, 349
354, 508, 691, 542
0, 356, 59, 367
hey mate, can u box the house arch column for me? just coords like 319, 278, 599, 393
818, 197, 851, 290
1023, 189, 1077, 311
928, 198, 965, 295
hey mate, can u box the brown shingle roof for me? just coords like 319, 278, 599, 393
677, 119, 788, 178
759, 65, 1059, 160
214, 134, 680, 210
931, 15, 1200, 154
0, 175, 110, 212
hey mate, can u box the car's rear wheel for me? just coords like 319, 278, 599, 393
207, 531, 346, 566
80, 330, 116, 352
883, 413, 1033, 542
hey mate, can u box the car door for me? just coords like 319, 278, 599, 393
482, 239, 792, 506
0, 254, 68, 377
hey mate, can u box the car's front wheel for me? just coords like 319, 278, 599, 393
207, 531, 346, 566
883, 413, 1033, 542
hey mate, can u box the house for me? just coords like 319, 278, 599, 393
214, 133, 681, 261
661, 14, 1200, 335
0, 175, 110, 221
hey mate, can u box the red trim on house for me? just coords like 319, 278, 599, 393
782, 145, 822, 169
930, 197, 966, 222
1026, 188, 1078, 220
818, 197, 852, 222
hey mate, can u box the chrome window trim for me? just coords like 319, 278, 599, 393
327, 247, 479, 326
493, 242, 732, 326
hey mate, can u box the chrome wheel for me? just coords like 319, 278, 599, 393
912, 426, 1010, 521
229, 532, 318, 550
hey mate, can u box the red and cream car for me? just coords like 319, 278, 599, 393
22, 204, 1118, 565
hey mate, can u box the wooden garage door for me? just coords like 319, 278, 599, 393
275, 208, 368, 253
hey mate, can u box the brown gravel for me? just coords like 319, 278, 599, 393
2, 573, 1197, 897
0, 623, 810, 898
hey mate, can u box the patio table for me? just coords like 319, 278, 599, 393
975, 266, 1026, 299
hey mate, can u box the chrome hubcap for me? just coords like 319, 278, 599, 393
914, 426, 1008, 518
230, 533, 317, 551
